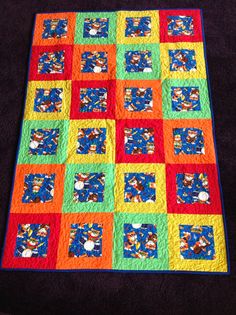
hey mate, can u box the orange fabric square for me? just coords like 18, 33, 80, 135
116, 80, 162, 119
11, 164, 65, 213
72, 44, 116, 80
33, 12, 76, 46
163, 119, 216, 164
56, 213, 113, 269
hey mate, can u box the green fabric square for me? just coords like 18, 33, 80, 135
75, 12, 117, 44
162, 79, 211, 119
113, 213, 169, 270
17, 120, 69, 164
63, 163, 114, 213
116, 43, 161, 80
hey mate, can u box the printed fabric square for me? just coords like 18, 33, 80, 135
159, 10, 202, 43
179, 225, 215, 260
123, 223, 157, 259
162, 79, 211, 119
33, 13, 76, 45
115, 164, 167, 214
116, 119, 164, 163
113, 213, 168, 270
125, 50, 152, 73
70, 80, 115, 119
56, 213, 113, 269
166, 164, 222, 215
116, 79, 162, 119
37, 50, 65, 74
75, 12, 117, 44
68, 223, 103, 257
18, 120, 69, 164
15, 223, 50, 258
117, 10, 159, 44
63, 164, 114, 213
24, 80, 72, 121
77, 128, 106, 155
72, 44, 116, 80
22, 173, 55, 203
168, 214, 227, 272
124, 173, 156, 203
10, 164, 65, 214
173, 127, 205, 155
169, 49, 196, 72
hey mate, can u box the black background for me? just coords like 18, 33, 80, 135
0, 1, 235, 314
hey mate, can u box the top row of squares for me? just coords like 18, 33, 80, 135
33, 10, 203, 45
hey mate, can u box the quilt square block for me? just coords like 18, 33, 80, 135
117, 10, 159, 44
123, 223, 158, 259
63, 163, 114, 213
116, 119, 164, 163
2, 213, 61, 270
160, 43, 206, 80
10, 164, 65, 214
159, 10, 202, 42
56, 213, 113, 269
179, 224, 215, 260
163, 119, 215, 164
115, 163, 166, 213
67, 119, 115, 164
14, 223, 50, 258
116, 80, 162, 119
24, 81, 71, 120
18, 120, 69, 164
162, 79, 211, 119
70, 80, 115, 119
75, 12, 117, 44
33, 12, 76, 45
117, 44, 160, 80
113, 213, 168, 270
72, 44, 116, 80
166, 164, 222, 215
30, 45, 73, 81
168, 214, 227, 272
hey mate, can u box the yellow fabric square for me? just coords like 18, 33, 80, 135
168, 214, 228, 273
115, 163, 167, 213
24, 80, 71, 120
67, 119, 115, 164
160, 42, 206, 80
117, 10, 159, 44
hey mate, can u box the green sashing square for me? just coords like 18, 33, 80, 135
17, 119, 69, 164
116, 43, 161, 80
162, 79, 211, 119
112, 213, 169, 271
75, 12, 117, 44
63, 163, 114, 213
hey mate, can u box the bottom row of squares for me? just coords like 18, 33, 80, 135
2, 213, 227, 272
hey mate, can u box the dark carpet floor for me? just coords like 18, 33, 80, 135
0, 1, 235, 314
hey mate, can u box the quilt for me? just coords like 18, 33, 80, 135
1, 9, 229, 273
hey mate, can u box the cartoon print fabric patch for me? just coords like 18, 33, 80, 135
2, 10, 228, 274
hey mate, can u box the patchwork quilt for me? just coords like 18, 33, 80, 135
1, 9, 229, 273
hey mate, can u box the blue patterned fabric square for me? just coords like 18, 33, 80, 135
81, 51, 108, 73
124, 224, 157, 259
171, 87, 200, 111
68, 223, 103, 257
169, 49, 196, 72
176, 173, 210, 204
22, 173, 55, 203
34, 88, 63, 113
15, 224, 50, 258
124, 87, 153, 112
38, 50, 65, 74
125, 127, 155, 155
42, 19, 68, 39
83, 18, 109, 38
124, 173, 156, 202
125, 17, 151, 37
77, 128, 106, 154
80, 88, 107, 112
173, 128, 205, 155
179, 225, 215, 260
167, 16, 194, 36
29, 129, 59, 155
125, 51, 152, 73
